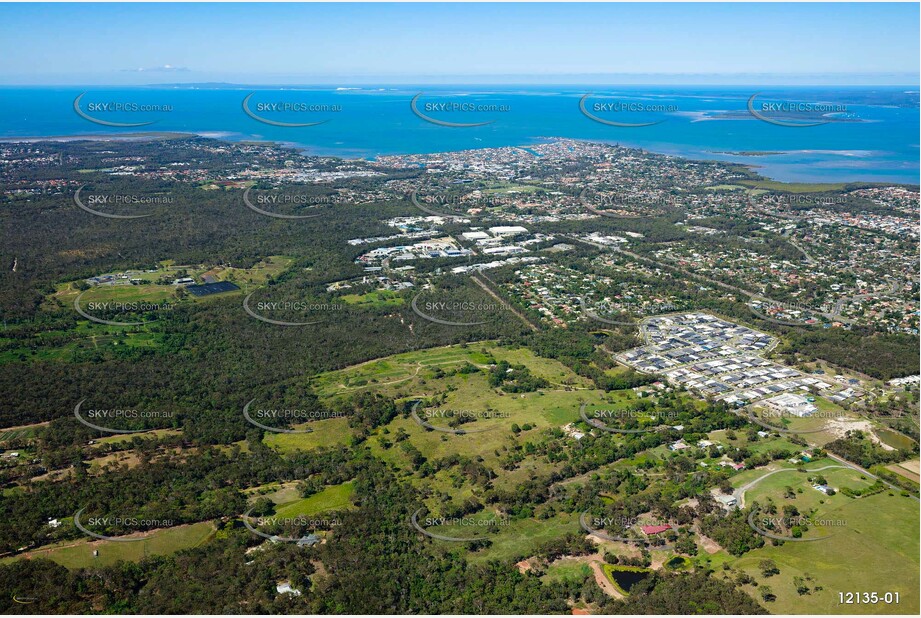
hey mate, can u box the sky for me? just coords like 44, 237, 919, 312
0, 2, 918, 85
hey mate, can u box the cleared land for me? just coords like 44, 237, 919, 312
2, 521, 215, 569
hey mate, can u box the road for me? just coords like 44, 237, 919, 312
470, 273, 538, 332
567, 234, 856, 325
733, 464, 850, 508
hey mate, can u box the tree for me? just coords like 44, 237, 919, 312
759, 559, 779, 577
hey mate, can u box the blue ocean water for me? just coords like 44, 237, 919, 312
0, 85, 917, 184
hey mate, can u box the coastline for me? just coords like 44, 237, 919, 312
0, 131, 195, 143
2, 130, 914, 187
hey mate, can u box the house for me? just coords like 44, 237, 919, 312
47, 518, 62, 528
764, 393, 817, 417
640, 524, 672, 535
276, 582, 302, 596
715, 494, 738, 508
297, 534, 321, 547
669, 440, 690, 451
563, 423, 585, 440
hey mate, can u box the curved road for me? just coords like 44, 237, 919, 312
732, 465, 850, 508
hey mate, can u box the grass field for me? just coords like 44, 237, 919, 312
340, 289, 405, 307
309, 343, 594, 402
707, 429, 805, 458
272, 482, 356, 519
887, 459, 920, 484
0, 423, 44, 443
49, 255, 294, 309
367, 382, 610, 489
542, 557, 593, 584
732, 492, 919, 614
2, 521, 215, 569
464, 512, 580, 565
739, 180, 848, 193
95, 429, 183, 445
263, 417, 353, 453
0, 321, 164, 363
741, 465, 875, 518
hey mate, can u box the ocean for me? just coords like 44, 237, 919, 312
0, 85, 918, 184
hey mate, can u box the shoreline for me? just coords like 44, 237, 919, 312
0, 131, 195, 143
1, 130, 913, 187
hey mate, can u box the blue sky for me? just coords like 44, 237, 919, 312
0, 2, 917, 84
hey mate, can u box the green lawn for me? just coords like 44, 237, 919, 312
2, 521, 215, 569
542, 557, 593, 584
263, 417, 353, 453
731, 492, 919, 614
340, 290, 405, 307
273, 482, 356, 518
741, 465, 875, 520
309, 342, 593, 401
465, 511, 580, 564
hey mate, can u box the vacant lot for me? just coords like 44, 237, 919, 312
732, 491, 919, 614
2, 521, 215, 570
273, 482, 356, 519
263, 417, 353, 453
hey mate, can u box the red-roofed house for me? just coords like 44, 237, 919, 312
640, 524, 672, 535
